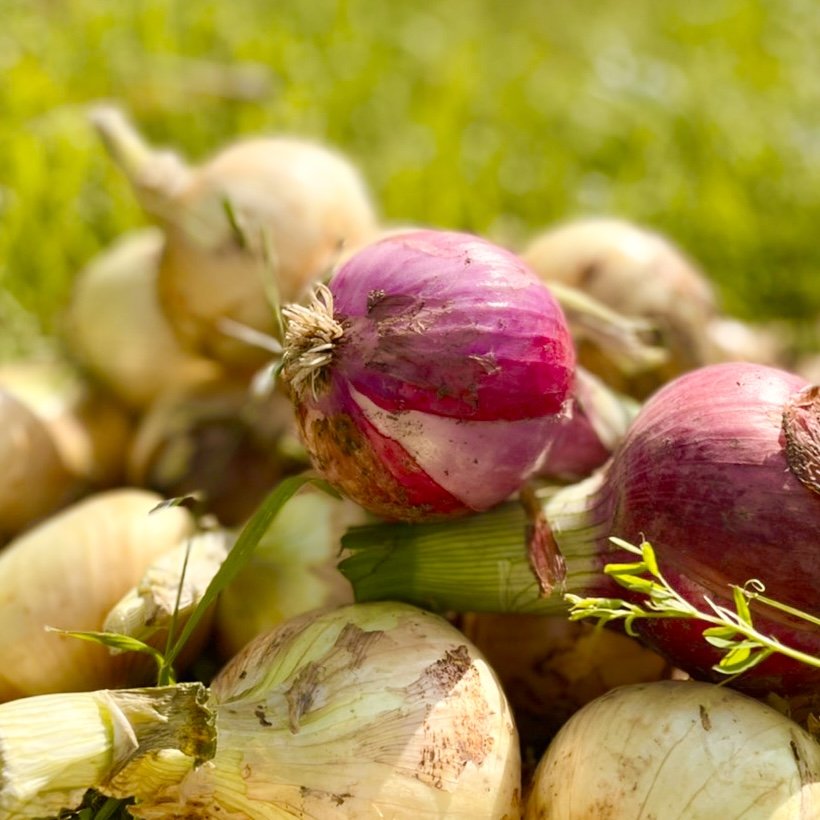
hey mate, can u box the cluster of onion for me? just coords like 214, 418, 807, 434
0, 102, 817, 820
0, 110, 526, 818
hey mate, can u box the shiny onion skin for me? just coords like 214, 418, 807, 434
546, 362, 820, 695
281, 229, 575, 521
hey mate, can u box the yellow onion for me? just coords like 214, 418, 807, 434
0, 388, 77, 543
0, 489, 196, 700
92, 105, 379, 369
0, 683, 215, 819
64, 226, 221, 410
214, 487, 365, 659
131, 602, 521, 819
459, 613, 675, 768
127, 378, 305, 525
525, 680, 820, 819
705, 316, 790, 367
0, 357, 133, 489
521, 216, 718, 396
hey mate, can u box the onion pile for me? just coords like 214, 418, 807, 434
280, 228, 576, 521
1, 102, 817, 818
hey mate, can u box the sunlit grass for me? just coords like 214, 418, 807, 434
2, 0, 819, 354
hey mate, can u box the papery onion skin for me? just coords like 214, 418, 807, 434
536, 367, 638, 481
65, 227, 220, 410
127, 602, 522, 820
550, 362, 820, 694
283, 229, 576, 521
0, 489, 196, 700
525, 680, 820, 820
0, 389, 77, 542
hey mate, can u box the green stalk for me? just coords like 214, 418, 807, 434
339, 477, 617, 614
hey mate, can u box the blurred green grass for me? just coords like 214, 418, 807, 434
2, 0, 819, 356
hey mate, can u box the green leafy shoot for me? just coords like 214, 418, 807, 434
565, 537, 820, 680
222, 196, 248, 250
44, 628, 170, 681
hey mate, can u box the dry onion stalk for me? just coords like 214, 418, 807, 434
0, 683, 215, 819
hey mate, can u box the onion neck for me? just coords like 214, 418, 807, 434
90, 104, 190, 218
339, 474, 619, 614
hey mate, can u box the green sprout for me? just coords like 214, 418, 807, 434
565, 537, 820, 680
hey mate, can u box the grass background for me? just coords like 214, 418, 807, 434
2, 0, 819, 357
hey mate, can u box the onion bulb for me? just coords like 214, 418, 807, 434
521, 217, 717, 395
459, 613, 674, 764
0, 357, 133, 489
214, 487, 365, 659
281, 228, 576, 521
103, 529, 232, 672
130, 601, 521, 819
525, 680, 820, 819
65, 226, 221, 410
0, 388, 77, 542
0, 489, 196, 700
91, 105, 379, 369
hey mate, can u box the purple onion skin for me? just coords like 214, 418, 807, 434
289, 230, 576, 521
536, 396, 611, 481
593, 362, 820, 694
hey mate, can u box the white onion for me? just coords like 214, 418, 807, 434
525, 680, 820, 819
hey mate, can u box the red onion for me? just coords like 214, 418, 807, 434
281, 229, 575, 521
341, 362, 820, 695
549, 361, 820, 694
